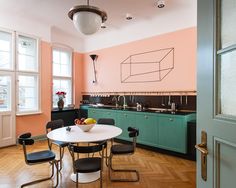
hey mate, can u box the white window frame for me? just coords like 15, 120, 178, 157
0, 28, 41, 115
52, 45, 73, 109
0, 28, 15, 71
15, 32, 41, 115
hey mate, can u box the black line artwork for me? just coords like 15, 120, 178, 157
120, 48, 175, 83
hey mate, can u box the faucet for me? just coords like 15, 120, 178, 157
118, 95, 127, 109
112, 96, 119, 107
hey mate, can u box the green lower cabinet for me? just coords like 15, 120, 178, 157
135, 113, 158, 147
88, 108, 103, 120
88, 107, 195, 154
116, 111, 136, 141
158, 115, 187, 154
88, 108, 117, 123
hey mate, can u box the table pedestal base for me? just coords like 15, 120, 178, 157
70, 171, 100, 183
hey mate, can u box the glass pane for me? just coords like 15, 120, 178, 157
18, 54, 36, 71
221, 0, 236, 48
53, 50, 60, 63
0, 75, 11, 111
18, 35, 38, 72
52, 49, 71, 77
219, 50, 236, 116
18, 75, 38, 112
0, 51, 11, 69
52, 79, 72, 108
0, 31, 12, 70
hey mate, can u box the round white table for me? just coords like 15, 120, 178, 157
47, 124, 122, 183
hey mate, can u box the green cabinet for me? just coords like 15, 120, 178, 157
116, 111, 136, 141
88, 108, 117, 123
88, 107, 195, 154
88, 108, 103, 120
158, 115, 187, 154
135, 113, 158, 147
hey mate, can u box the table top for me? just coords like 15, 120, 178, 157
47, 124, 122, 143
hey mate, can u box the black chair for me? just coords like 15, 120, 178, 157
68, 141, 107, 188
94, 118, 115, 166
46, 119, 69, 171
18, 132, 59, 187
108, 127, 140, 182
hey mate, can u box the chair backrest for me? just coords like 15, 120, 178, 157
127, 127, 139, 149
97, 118, 115, 125
68, 141, 107, 173
69, 141, 107, 154
18, 132, 34, 164
46, 119, 64, 133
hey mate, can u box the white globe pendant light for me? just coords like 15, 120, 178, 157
68, 0, 107, 35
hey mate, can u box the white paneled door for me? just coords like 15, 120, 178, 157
0, 72, 15, 147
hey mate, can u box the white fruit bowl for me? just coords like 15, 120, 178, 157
76, 124, 95, 132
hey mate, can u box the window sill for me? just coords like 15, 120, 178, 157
16, 111, 43, 116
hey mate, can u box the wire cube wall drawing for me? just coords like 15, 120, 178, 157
120, 48, 174, 83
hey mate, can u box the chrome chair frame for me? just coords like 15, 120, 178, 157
68, 141, 106, 188
18, 133, 59, 188
108, 127, 140, 182
46, 119, 68, 171
95, 118, 115, 166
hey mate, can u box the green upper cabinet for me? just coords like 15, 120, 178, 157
116, 111, 136, 141
135, 113, 158, 147
158, 115, 188, 154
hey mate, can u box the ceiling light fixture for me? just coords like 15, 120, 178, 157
68, 0, 107, 35
126, 13, 133, 20
101, 22, 106, 29
156, 0, 165, 8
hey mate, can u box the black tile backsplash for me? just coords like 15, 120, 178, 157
82, 95, 196, 111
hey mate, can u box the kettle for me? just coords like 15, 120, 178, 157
136, 103, 142, 111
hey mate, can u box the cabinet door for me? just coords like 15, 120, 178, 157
158, 116, 187, 154
135, 113, 158, 147
102, 110, 117, 124
116, 111, 136, 141
88, 108, 102, 120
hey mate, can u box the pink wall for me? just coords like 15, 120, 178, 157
15, 27, 196, 137
16, 41, 83, 137
73, 52, 84, 108
82, 27, 196, 92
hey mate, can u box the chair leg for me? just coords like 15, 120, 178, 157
21, 160, 59, 188
108, 153, 139, 182
100, 167, 103, 188
53, 160, 59, 188
76, 173, 79, 188
58, 147, 64, 171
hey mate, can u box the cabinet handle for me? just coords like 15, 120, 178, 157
169, 118, 173, 121
144, 115, 148, 119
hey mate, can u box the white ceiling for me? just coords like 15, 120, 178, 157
0, 0, 197, 52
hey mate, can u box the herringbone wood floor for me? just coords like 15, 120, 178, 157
0, 140, 196, 188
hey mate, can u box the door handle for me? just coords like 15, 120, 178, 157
195, 143, 208, 155
195, 130, 208, 181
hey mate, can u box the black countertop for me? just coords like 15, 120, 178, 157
85, 105, 196, 116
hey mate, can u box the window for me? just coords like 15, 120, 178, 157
52, 48, 72, 108
217, 0, 236, 117
16, 34, 39, 113
0, 29, 40, 114
0, 31, 13, 70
